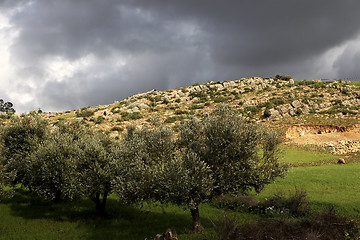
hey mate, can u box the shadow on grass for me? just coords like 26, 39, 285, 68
2, 188, 216, 240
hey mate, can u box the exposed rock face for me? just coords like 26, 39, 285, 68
328, 140, 360, 155
285, 125, 353, 138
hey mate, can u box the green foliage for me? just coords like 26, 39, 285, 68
213, 96, 228, 103
174, 109, 188, 115
244, 105, 258, 115
189, 104, 204, 110
120, 112, 142, 121
93, 116, 105, 124
173, 105, 285, 231
75, 108, 94, 118
258, 189, 310, 217
157, 152, 215, 209
0, 114, 50, 187
263, 108, 271, 118
180, 106, 285, 193
164, 115, 185, 124
76, 132, 120, 214
275, 74, 292, 81
110, 126, 124, 132
28, 126, 82, 201
113, 123, 175, 203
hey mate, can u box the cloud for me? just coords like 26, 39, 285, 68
1, 0, 360, 112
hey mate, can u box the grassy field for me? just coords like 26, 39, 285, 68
1, 146, 360, 239
281, 145, 338, 165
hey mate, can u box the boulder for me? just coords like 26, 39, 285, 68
291, 100, 302, 109
137, 103, 149, 109
337, 158, 346, 164
268, 109, 281, 119
276, 104, 293, 116
214, 84, 224, 90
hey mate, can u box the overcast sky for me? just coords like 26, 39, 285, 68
1, 0, 360, 113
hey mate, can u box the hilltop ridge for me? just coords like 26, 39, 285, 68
34, 76, 360, 154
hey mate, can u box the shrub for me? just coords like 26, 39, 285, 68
76, 109, 94, 118
189, 104, 204, 110
175, 109, 188, 115
120, 112, 142, 121
244, 105, 258, 114
110, 126, 124, 132
259, 189, 310, 217
93, 116, 105, 124
275, 74, 292, 81
164, 116, 177, 124
263, 108, 271, 118
211, 209, 360, 240
213, 96, 228, 103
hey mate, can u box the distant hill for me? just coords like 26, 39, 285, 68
31, 76, 360, 154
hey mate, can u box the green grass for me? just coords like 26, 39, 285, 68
1, 147, 360, 239
257, 163, 360, 217
0, 189, 258, 240
281, 145, 338, 165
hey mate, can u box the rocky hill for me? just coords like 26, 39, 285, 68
36, 76, 360, 154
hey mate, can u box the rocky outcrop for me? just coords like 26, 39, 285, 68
327, 140, 360, 155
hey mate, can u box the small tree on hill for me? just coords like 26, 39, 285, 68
0, 99, 15, 113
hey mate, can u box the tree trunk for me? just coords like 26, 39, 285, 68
54, 189, 62, 202
190, 207, 204, 233
93, 191, 108, 215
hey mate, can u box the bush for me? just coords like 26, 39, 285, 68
259, 189, 310, 217
93, 116, 105, 124
263, 108, 271, 118
174, 109, 188, 115
110, 126, 124, 132
213, 96, 228, 103
120, 112, 142, 121
76, 108, 94, 118
275, 74, 292, 81
210, 209, 360, 240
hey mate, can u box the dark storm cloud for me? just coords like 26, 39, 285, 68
126, 0, 360, 66
3, 0, 360, 112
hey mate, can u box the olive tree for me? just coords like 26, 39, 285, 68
0, 162, 15, 201
27, 122, 84, 201
76, 131, 120, 214
157, 151, 214, 232
0, 99, 15, 113
166, 105, 286, 232
0, 113, 49, 188
112, 123, 175, 203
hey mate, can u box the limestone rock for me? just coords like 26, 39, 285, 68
337, 158, 346, 164
291, 100, 302, 109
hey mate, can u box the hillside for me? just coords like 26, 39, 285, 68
38, 76, 360, 154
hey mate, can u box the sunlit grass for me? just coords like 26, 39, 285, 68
280, 145, 338, 165
257, 163, 360, 217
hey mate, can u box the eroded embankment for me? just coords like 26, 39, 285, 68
285, 124, 360, 154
